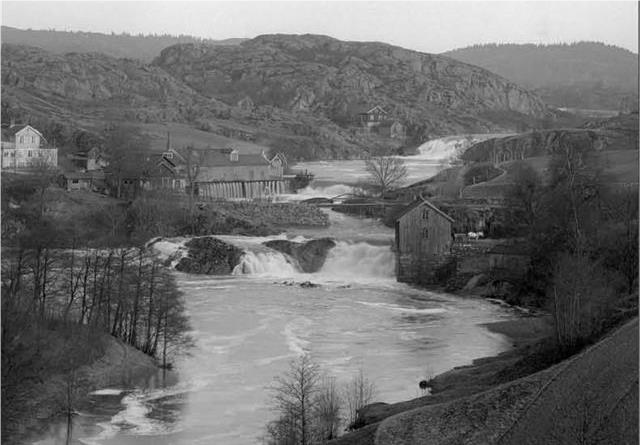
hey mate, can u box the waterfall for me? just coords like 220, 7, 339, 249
230, 239, 395, 282
232, 251, 299, 276
416, 134, 511, 162
317, 241, 395, 280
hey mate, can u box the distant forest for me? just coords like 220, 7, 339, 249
0, 26, 246, 61
444, 42, 638, 110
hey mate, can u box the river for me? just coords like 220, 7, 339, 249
34, 135, 518, 445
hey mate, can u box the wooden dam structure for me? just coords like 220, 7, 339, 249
197, 179, 290, 200
149, 142, 294, 200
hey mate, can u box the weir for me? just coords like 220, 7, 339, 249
231, 240, 396, 281
198, 179, 290, 200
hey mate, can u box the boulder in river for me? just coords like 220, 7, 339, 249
175, 237, 244, 275
264, 238, 336, 273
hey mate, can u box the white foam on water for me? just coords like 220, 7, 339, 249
316, 241, 396, 283
413, 134, 511, 162
357, 301, 447, 315
148, 237, 190, 268
283, 317, 312, 356
232, 251, 299, 277
89, 388, 125, 396
294, 183, 356, 199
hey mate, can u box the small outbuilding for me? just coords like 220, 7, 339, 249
395, 197, 455, 283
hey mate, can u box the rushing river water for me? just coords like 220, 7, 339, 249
35, 135, 517, 445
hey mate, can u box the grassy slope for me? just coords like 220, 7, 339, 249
139, 122, 268, 154
462, 149, 639, 200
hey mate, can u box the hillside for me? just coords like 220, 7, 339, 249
2, 35, 551, 160
0, 26, 245, 62
444, 42, 639, 110
461, 114, 639, 164
154, 34, 548, 134
335, 317, 638, 445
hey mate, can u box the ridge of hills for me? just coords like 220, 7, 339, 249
443, 42, 639, 111
2, 34, 551, 160
0, 25, 246, 62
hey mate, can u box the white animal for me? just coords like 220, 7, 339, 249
468, 231, 483, 240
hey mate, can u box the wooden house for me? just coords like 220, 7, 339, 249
358, 105, 388, 128
67, 147, 108, 171
1, 124, 58, 170
62, 170, 106, 192
395, 197, 454, 283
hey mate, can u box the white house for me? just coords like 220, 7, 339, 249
1, 124, 58, 170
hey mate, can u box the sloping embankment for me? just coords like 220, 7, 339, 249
334, 317, 638, 445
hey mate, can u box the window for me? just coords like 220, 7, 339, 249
422, 209, 429, 220
27, 151, 32, 157
19, 136, 24, 144
422, 228, 429, 239
72, 179, 79, 184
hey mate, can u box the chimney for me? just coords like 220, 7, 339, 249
166, 131, 171, 152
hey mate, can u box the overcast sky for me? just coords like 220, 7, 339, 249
2, 1, 637, 54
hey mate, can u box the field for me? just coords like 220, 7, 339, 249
138, 122, 268, 154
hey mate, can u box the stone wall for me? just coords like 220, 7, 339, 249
396, 239, 530, 289
396, 253, 455, 285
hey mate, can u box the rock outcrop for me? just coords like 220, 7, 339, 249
154, 34, 548, 138
174, 237, 243, 275
461, 121, 638, 164
2, 34, 552, 160
264, 238, 336, 273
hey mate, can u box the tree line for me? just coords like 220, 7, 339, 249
506, 143, 638, 351
1, 166, 192, 438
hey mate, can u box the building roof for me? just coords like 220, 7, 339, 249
193, 148, 269, 167
1, 124, 47, 142
356, 105, 389, 116
396, 196, 455, 223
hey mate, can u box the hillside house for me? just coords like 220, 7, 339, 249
1, 124, 58, 170
62, 170, 106, 192
355, 106, 405, 140
358, 105, 388, 128
395, 197, 455, 283
68, 147, 108, 171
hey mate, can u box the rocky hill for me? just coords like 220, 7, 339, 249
154, 35, 548, 133
2, 35, 552, 160
444, 42, 639, 111
1, 26, 245, 62
460, 113, 639, 164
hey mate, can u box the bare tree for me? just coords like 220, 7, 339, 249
314, 375, 342, 442
364, 155, 408, 197
267, 354, 321, 445
343, 369, 377, 430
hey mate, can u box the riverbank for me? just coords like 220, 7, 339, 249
340, 316, 638, 445
5, 330, 159, 444
341, 315, 553, 432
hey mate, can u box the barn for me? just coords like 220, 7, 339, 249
395, 197, 454, 283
